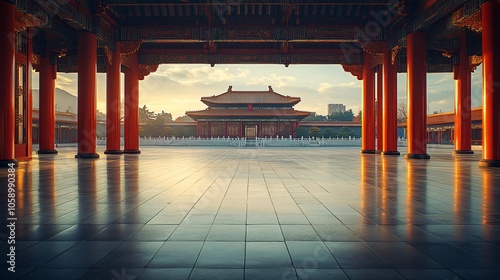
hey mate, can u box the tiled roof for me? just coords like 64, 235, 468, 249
186, 108, 310, 119
201, 86, 301, 106
32, 109, 77, 123
301, 121, 362, 127
399, 107, 482, 127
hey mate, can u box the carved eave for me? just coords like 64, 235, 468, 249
371, 54, 383, 68
32, 53, 41, 71
104, 45, 113, 65
452, 6, 482, 33
120, 41, 142, 67
120, 54, 130, 68
361, 41, 387, 54
391, 47, 400, 65
15, 10, 46, 32
120, 41, 142, 54
138, 64, 159, 80
470, 55, 482, 72
342, 64, 363, 80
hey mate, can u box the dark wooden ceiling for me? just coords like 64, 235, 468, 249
18, 0, 484, 72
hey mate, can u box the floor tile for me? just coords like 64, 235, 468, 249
245, 268, 297, 280
189, 268, 244, 280
128, 224, 177, 241
44, 241, 121, 268
281, 225, 321, 241
324, 242, 389, 269
343, 268, 406, 280
195, 242, 245, 268
206, 225, 246, 241
451, 269, 500, 280
168, 225, 211, 241
18, 268, 86, 280
246, 225, 284, 241
397, 269, 463, 280
286, 241, 340, 269
93, 241, 163, 268
296, 268, 349, 280
245, 242, 293, 268
137, 268, 191, 280
148, 241, 203, 268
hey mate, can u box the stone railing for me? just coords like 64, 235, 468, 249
94, 136, 408, 147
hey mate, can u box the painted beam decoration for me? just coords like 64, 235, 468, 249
139, 53, 362, 65
119, 26, 364, 42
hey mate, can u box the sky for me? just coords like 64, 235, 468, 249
32, 63, 483, 119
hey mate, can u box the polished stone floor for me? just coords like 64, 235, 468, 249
1, 146, 500, 280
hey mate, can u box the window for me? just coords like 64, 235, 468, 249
15, 63, 26, 144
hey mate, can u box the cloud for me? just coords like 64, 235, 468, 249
247, 73, 297, 87
153, 65, 251, 85
55, 73, 77, 95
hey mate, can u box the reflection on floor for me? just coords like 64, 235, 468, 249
1, 146, 499, 280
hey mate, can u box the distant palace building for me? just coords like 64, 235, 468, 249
186, 86, 311, 138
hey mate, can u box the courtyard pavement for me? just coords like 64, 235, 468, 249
1, 146, 499, 280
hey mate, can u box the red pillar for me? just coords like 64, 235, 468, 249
382, 50, 400, 155
124, 51, 141, 154
76, 32, 99, 158
292, 121, 297, 138
479, 0, 500, 167
25, 28, 33, 159
104, 42, 122, 154
0, 2, 17, 167
376, 66, 383, 153
38, 51, 58, 154
453, 32, 474, 154
406, 32, 430, 159
361, 52, 376, 153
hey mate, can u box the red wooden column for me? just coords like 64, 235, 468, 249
38, 51, 58, 154
479, 0, 500, 167
382, 50, 400, 155
124, 51, 141, 154
376, 66, 383, 153
453, 32, 474, 154
104, 42, 122, 154
361, 52, 376, 153
292, 121, 297, 138
75, 32, 99, 158
406, 32, 430, 159
24, 28, 34, 159
0, 2, 17, 167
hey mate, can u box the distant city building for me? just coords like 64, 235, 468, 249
328, 104, 346, 115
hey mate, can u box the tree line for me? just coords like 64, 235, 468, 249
304, 109, 357, 122
139, 105, 195, 137
296, 126, 357, 138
